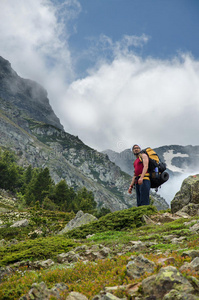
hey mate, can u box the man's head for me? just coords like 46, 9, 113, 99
132, 144, 141, 156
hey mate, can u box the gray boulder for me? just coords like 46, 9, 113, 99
182, 250, 199, 260
59, 211, 98, 234
57, 251, 80, 263
171, 175, 199, 213
142, 266, 194, 299
177, 203, 199, 217
126, 254, 155, 279
180, 257, 199, 273
92, 292, 121, 300
31, 259, 55, 270
19, 282, 68, 300
10, 219, 29, 228
190, 223, 199, 233
66, 292, 88, 300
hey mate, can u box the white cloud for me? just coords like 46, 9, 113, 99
61, 53, 199, 151
0, 0, 81, 93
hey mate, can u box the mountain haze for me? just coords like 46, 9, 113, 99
0, 56, 168, 211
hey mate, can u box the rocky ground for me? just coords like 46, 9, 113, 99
1, 174, 199, 299
2, 208, 199, 300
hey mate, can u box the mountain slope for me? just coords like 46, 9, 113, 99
0, 56, 168, 211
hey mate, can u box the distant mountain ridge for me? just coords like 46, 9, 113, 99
102, 145, 199, 204
102, 145, 199, 177
0, 56, 168, 211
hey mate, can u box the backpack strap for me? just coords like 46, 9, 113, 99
137, 153, 150, 179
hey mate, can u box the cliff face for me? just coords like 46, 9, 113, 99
0, 56, 168, 211
0, 56, 63, 130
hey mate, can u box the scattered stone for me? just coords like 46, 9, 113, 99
0, 239, 6, 247
19, 281, 68, 299
7, 238, 19, 246
28, 229, 43, 237
104, 283, 141, 298
171, 236, 186, 244
181, 250, 199, 260
84, 250, 103, 261
184, 219, 199, 226
174, 211, 191, 219
51, 282, 69, 298
180, 257, 199, 272
162, 235, 177, 241
59, 211, 98, 234
66, 291, 88, 300
150, 212, 179, 223
86, 234, 95, 239
99, 247, 111, 258
157, 257, 176, 266
31, 259, 55, 270
75, 245, 88, 252
141, 266, 194, 299
10, 219, 29, 228
188, 276, 199, 292
126, 254, 155, 279
177, 203, 199, 217
163, 289, 199, 300
57, 244, 111, 264
19, 282, 50, 300
189, 223, 199, 233
12, 259, 55, 270
57, 251, 80, 264
127, 241, 147, 252
0, 266, 13, 283
92, 292, 121, 300
141, 214, 156, 224
83, 245, 111, 261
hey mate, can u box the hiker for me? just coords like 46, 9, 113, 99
128, 144, 151, 206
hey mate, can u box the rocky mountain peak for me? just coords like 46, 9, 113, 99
0, 56, 63, 130
0, 56, 15, 76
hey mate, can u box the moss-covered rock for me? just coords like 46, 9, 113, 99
142, 266, 194, 299
171, 174, 199, 213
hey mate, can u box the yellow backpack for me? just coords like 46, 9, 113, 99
139, 147, 168, 189
140, 147, 160, 172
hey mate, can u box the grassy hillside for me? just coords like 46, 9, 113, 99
0, 192, 198, 299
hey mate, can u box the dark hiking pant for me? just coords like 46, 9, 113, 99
135, 179, 151, 206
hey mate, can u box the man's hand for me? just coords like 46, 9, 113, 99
128, 186, 133, 194
138, 178, 143, 185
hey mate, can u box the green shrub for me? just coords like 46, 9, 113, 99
66, 205, 157, 239
0, 226, 32, 241
0, 236, 77, 266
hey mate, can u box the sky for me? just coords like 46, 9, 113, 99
0, 0, 199, 152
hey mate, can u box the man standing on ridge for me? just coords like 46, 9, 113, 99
128, 144, 151, 206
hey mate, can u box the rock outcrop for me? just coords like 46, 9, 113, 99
59, 210, 98, 234
0, 56, 63, 130
171, 174, 199, 213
